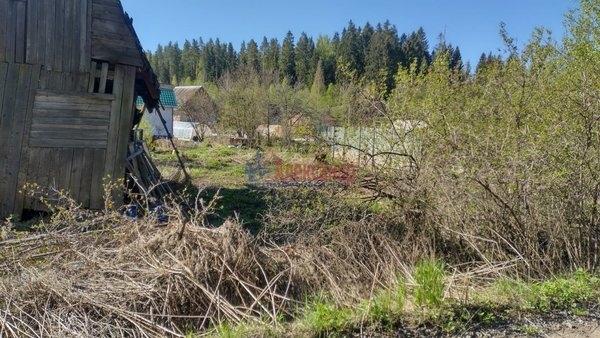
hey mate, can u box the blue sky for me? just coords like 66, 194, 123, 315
121, 0, 577, 67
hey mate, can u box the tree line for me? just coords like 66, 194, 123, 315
146, 20, 466, 94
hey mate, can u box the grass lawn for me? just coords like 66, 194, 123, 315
151, 139, 323, 233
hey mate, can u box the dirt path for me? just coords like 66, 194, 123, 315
452, 311, 600, 338
538, 318, 600, 338
367, 310, 600, 337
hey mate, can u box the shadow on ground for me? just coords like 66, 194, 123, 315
192, 185, 271, 235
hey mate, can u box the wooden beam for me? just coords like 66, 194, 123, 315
0, 64, 40, 218
79, 0, 92, 72
99, 62, 109, 93
44, 0, 55, 70
15, 0, 26, 63
90, 149, 106, 209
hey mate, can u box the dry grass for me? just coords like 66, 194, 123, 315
2, 166, 598, 337
0, 189, 423, 337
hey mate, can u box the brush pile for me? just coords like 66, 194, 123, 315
0, 198, 409, 337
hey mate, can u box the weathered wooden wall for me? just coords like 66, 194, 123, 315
0, 0, 145, 218
0, 0, 91, 71
0, 62, 40, 217
92, 0, 143, 67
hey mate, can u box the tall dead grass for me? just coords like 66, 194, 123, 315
2, 167, 597, 336
0, 188, 418, 337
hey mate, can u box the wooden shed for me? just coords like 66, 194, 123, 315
0, 0, 160, 219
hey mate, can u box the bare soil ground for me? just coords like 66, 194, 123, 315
391, 311, 600, 337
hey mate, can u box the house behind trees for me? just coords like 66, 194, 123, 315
172, 86, 218, 141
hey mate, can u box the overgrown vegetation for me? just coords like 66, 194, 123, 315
2, 1, 600, 336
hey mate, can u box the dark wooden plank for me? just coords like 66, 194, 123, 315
104, 64, 124, 181
0, 64, 18, 124
35, 90, 114, 103
92, 31, 138, 49
34, 98, 112, 112
68, 72, 91, 92
70, 0, 81, 72
15, 0, 27, 63
29, 138, 108, 149
37, 71, 89, 92
99, 62, 109, 93
0, 64, 19, 217
4, 0, 17, 63
53, 0, 65, 72
46, 150, 62, 192
0, 66, 18, 155
0, 0, 7, 62
92, 15, 131, 35
55, 148, 74, 199
0, 63, 8, 113
32, 148, 53, 211
23, 148, 45, 210
13, 64, 41, 216
38, 70, 65, 91
44, 0, 56, 70
36, 0, 46, 66
37, 69, 50, 90
31, 123, 108, 131
113, 65, 137, 180
91, 38, 142, 67
88, 61, 98, 92
4, 65, 35, 206
69, 148, 84, 202
92, 2, 124, 20
33, 109, 110, 120
32, 117, 110, 126
30, 129, 108, 140
90, 148, 106, 209
26, 0, 39, 64
33, 101, 111, 112
94, 0, 123, 6
78, 148, 95, 208
81, 0, 92, 72
63, 0, 74, 71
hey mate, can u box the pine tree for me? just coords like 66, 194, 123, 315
315, 35, 336, 85
225, 42, 238, 73
280, 31, 296, 84
337, 21, 365, 80
450, 46, 463, 70
311, 59, 326, 96
154, 44, 171, 84
261, 37, 280, 75
295, 32, 315, 87
245, 39, 261, 73
401, 27, 431, 72
181, 39, 200, 83
238, 41, 248, 66
364, 21, 402, 95
165, 41, 182, 84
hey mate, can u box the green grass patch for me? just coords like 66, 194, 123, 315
414, 259, 445, 308
360, 279, 407, 326
490, 269, 600, 313
301, 295, 353, 337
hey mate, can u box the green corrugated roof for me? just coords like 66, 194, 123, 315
136, 87, 177, 108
